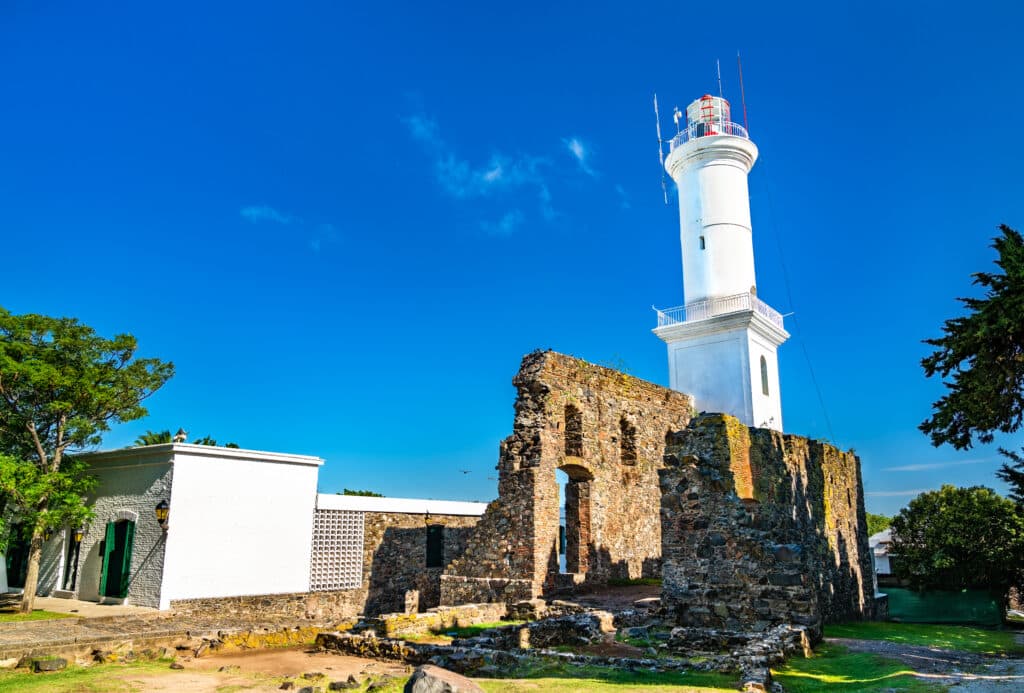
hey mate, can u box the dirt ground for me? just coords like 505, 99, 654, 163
569, 584, 661, 611
107, 647, 411, 692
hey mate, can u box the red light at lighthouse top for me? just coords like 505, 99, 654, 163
687, 95, 731, 130
668, 94, 748, 150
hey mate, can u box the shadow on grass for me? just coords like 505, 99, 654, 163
825, 622, 1024, 656
773, 644, 945, 692
482, 661, 738, 690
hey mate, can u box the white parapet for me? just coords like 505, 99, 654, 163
316, 493, 488, 517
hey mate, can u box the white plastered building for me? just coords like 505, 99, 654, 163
654, 94, 789, 431
26, 444, 323, 610
15, 443, 487, 613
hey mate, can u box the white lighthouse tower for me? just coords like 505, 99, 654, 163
653, 94, 789, 431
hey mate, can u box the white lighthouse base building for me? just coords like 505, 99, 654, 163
654, 296, 788, 430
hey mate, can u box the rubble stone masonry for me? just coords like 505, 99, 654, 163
659, 414, 874, 641
442, 351, 694, 603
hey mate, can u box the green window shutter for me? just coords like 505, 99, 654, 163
118, 521, 136, 598
100, 521, 116, 595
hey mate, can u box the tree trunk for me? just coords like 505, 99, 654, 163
18, 532, 43, 613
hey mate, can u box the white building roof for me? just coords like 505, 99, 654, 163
317, 493, 488, 516
82, 443, 324, 468
868, 528, 892, 547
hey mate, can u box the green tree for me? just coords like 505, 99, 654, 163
920, 225, 1024, 450
890, 485, 1024, 605
341, 488, 384, 497
190, 436, 239, 448
135, 430, 171, 446
866, 512, 891, 537
996, 448, 1024, 505
0, 308, 173, 612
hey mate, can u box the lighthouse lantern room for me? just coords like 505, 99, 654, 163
653, 94, 789, 431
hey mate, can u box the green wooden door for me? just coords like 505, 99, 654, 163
100, 520, 135, 598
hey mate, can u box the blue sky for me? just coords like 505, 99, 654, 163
2, 2, 1022, 515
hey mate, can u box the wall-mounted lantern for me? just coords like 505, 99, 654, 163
73, 527, 85, 543
155, 500, 170, 531
42, 528, 53, 541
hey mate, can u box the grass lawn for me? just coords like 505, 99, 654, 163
0, 609, 78, 623
0, 660, 169, 692
773, 643, 944, 693
0, 660, 740, 693
825, 621, 1024, 656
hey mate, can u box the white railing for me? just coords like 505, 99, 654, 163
655, 292, 784, 330
670, 120, 749, 150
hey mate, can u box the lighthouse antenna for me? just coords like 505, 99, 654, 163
737, 51, 750, 132
716, 58, 723, 100
653, 92, 668, 205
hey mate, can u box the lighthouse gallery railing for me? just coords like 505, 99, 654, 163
655, 292, 784, 330
670, 120, 749, 150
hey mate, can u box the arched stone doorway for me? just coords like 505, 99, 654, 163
558, 462, 593, 579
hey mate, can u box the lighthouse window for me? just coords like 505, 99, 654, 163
699, 236, 706, 250
760, 356, 769, 396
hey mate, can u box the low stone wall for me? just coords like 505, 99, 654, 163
439, 576, 534, 607
171, 590, 366, 621
371, 602, 508, 637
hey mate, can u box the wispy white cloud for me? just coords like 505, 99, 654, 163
883, 457, 997, 472
403, 113, 555, 227
308, 223, 340, 253
481, 210, 525, 236
865, 489, 933, 497
563, 136, 596, 177
240, 205, 340, 253
240, 205, 293, 225
614, 183, 631, 210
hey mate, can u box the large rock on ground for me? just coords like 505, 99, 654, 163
404, 664, 484, 693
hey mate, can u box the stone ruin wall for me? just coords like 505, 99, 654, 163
442, 350, 694, 604
659, 414, 874, 640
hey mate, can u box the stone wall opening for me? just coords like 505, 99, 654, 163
564, 404, 583, 458
559, 463, 593, 576
620, 417, 638, 465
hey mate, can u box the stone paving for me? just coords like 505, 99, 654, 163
32, 596, 159, 618
0, 604, 344, 663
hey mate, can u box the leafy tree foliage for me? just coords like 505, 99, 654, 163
0, 454, 96, 548
866, 512, 891, 537
135, 429, 171, 445
890, 485, 1024, 602
0, 307, 173, 611
341, 488, 384, 497
134, 431, 239, 448
996, 448, 1024, 505
920, 225, 1024, 449
191, 436, 239, 448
